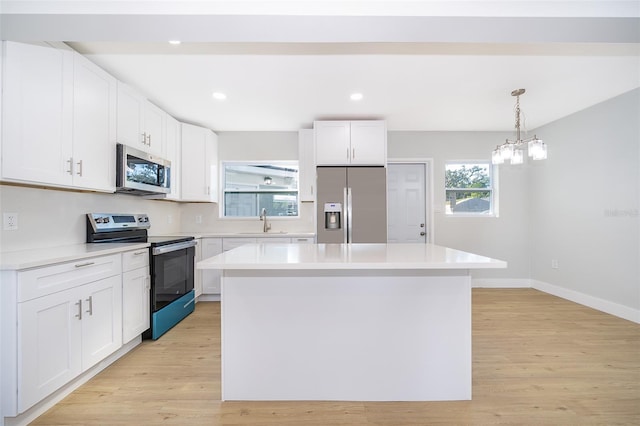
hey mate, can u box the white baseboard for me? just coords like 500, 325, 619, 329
197, 294, 221, 302
532, 280, 640, 324
471, 278, 639, 324
472, 278, 531, 288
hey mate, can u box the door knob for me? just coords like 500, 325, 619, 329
420, 231, 426, 236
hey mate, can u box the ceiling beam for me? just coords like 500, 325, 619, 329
2, 15, 639, 44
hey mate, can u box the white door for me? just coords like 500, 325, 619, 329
81, 276, 122, 370
18, 287, 82, 412
202, 238, 223, 294
122, 268, 150, 344
349, 120, 386, 166
387, 163, 427, 243
72, 53, 117, 191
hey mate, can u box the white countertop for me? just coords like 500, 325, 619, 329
0, 242, 150, 270
197, 243, 507, 270
187, 232, 315, 239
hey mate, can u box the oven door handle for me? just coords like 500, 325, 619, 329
152, 240, 197, 255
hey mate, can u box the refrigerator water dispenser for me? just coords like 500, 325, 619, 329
324, 203, 342, 229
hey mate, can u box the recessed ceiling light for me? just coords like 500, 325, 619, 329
350, 93, 363, 101
212, 92, 227, 101
168, 40, 181, 45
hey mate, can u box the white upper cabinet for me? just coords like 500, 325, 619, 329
72, 54, 117, 192
1, 42, 116, 192
298, 129, 316, 202
1, 41, 74, 187
181, 122, 218, 202
314, 120, 387, 166
116, 82, 166, 157
165, 115, 182, 201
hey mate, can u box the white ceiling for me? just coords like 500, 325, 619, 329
3, 1, 640, 132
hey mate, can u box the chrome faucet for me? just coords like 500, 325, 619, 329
260, 208, 271, 233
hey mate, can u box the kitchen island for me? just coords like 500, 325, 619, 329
198, 243, 506, 402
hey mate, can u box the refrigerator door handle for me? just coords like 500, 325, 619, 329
343, 187, 348, 243
347, 187, 353, 244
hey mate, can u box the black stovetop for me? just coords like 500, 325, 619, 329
146, 236, 194, 247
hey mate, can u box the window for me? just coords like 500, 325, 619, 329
445, 161, 496, 216
222, 162, 299, 217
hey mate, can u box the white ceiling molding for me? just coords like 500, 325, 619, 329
1, 1, 639, 17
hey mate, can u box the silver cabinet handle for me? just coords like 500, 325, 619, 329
134, 250, 147, 256
75, 299, 82, 320
75, 261, 95, 268
142, 132, 147, 145
66, 158, 73, 175
85, 296, 93, 316
76, 159, 83, 176
352, 147, 355, 160
310, 185, 313, 195
147, 134, 152, 146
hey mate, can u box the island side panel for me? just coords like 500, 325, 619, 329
221, 269, 471, 401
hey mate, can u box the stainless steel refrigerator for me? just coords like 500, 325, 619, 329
316, 167, 387, 243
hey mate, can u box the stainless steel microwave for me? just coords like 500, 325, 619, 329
116, 143, 171, 196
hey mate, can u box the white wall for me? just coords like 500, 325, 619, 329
387, 131, 530, 280
180, 131, 316, 234
529, 88, 640, 311
0, 185, 182, 251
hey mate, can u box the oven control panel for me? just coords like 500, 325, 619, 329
87, 213, 151, 232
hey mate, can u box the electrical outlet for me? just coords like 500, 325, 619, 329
195, 215, 202, 224
551, 259, 559, 269
3, 213, 18, 231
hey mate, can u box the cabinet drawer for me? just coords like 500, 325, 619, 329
223, 238, 257, 252
260, 238, 291, 244
291, 237, 315, 244
18, 254, 122, 302
122, 248, 150, 272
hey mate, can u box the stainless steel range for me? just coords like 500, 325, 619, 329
86, 213, 196, 340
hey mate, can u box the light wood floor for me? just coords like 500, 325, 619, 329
32, 289, 639, 425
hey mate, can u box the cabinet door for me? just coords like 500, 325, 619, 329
349, 120, 387, 166
2, 41, 74, 186
201, 238, 223, 294
122, 267, 150, 343
165, 115, 181, 200
181, 123, 217, 202
315, 121, 350, 166
116, 82, 145, 150
81, 275, 122, 370
72, 54, 117, 191
18, 287, 82, 413
206, 130, 219, 203
298, 129, 316, 201
181, 123, 206, 201
143, 102, 166, 157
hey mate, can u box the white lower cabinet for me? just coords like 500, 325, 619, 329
18, 274, 122, 413
2, 253, 124, 417
201, 238, 223, 295
122, 249, 150, 344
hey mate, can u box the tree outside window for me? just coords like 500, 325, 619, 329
445, 162, 495, 215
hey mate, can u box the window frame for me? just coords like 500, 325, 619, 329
444, 160, 498, 217
220, 161, 300, 219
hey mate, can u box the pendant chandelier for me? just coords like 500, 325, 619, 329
492, 88, 547, 165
